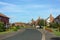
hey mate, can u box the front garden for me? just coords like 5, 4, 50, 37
45, 27, 60, 36
0, 22, 24, 34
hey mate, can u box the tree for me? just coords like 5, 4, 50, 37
57, 22, 60, 32
49, 22, 57, 28
31, 18, 35, 26
39, 19, 46, 26
36, 19, 46, 28
0, 22, 6, 32
50, 22, 60, 32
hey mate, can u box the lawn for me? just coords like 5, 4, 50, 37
52, 28, 60, 36
53, 30, 60, 36
45, 28, 60, 36
0, 29, 15, 35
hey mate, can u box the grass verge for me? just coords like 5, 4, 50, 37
52, 28, 60, 36
53, 30, 60, 36
0, 30, 14, 35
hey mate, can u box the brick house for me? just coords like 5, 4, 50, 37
13, 22, 25, 26
0, 13, 9, 27
31, 17, 41, 28
13, 22, 31, 28
46, 14, 54, 26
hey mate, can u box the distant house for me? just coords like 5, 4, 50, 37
35, 17, 40, 26
13, 22, 26, 26
13, 22, 31, 27
54, 15, 60, 24
31, 17, 41, 28
46, 14, 54, 26
0, 13, 9, 28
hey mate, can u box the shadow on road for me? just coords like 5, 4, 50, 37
51, 37, 60, 40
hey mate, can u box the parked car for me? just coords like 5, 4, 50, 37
36, 25, 40, 29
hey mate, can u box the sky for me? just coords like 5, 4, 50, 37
0, 0, 60, 23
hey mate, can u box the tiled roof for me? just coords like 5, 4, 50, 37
0, 13, 9, 18
14, 22, 26, 24
55, 15, 60, 19
46, 14, 54, 20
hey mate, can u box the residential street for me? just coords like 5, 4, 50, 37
2, 29, 42, 40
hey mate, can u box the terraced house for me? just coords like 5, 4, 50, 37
0, 13, 9, 28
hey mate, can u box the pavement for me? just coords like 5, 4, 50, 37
1, 29, 42, 40
38, 29, 60, 40
0, 29, 25, 40
45, 30, 60, 40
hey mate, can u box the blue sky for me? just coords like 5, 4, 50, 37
0, 0, 60, 23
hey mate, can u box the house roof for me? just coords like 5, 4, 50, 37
0, 13, 9, 18
46, 14, 54, 20
14, 22, 26, 24
55, 15, 60, 19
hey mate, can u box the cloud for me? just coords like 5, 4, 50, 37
24, 4, 51, 9
0, 6, 24, 12
20, 0, 34, 2
0, 2, 24, 12
0, 1, 16, 6
51, 9, 60, 13
0, 1, 51, 13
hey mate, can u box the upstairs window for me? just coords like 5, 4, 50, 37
0, 17, 2, 19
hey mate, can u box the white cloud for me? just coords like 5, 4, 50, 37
0, 2, 24, 12
25, 4, 51, 8
51, 9, 60, 13
0, 1, 51, 13
0, 1, 16, 6
20, 0, 34, 2
0, 6, 24, 12
8, 15, 16, 19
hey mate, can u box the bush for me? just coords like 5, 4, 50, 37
49, 22, 58, 28
10, 26, 20, 31
45, 28, 53, 32
16, 26, 20, 29
0, 22, 6, 32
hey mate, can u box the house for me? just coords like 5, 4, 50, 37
13, 22, 31, 28
31, 18, 36, 27
46, 14, 54, 26
0, 13, 9, 28
13, 22, 26, 26
31, 17, 41, 28
35, 17, 40, 26
54, 15, 60, 24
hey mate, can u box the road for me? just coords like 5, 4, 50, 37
3, 29, 42, 40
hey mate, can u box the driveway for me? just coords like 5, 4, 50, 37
2, 29, 42, 40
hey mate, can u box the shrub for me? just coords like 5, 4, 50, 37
45, 28, 53, 32
0, 22, 6, 32
10, 26, 20, 31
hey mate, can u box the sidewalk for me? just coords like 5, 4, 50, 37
45, 30, 56, 40
0, 29, 25, 40
37, 29, 60, 40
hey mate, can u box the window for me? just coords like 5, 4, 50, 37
0, 17, 2, 19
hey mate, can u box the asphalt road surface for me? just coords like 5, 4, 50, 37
3, 29, 42, 40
